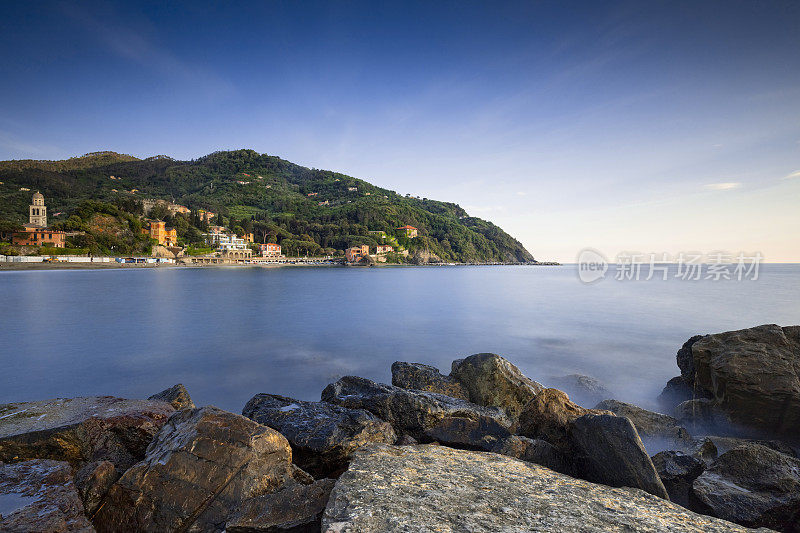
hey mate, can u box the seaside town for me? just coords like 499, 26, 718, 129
0, 191, 418, 267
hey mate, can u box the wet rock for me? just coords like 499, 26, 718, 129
549, 374, 613, 407
227, 478, 335, 532
74, 460, 119, 516
0, 396, 175, 470
0, 459, 94, 532
242, 393, 396, 478
490, 435, 569, 474
689, 324, 800, 437
702, 435, 797, 458
148, 383, 194, 410
674, 398, 729, 433
93, 406, 300, 532
321, 376, 511, 449
449, 353, 544, 420
517, 388, 611, 450
391, 361, 468, 400
595, 399, 691, 451
691, 443, 800, 531
658, 376, 711, 411
321, 444, 757, 532
570, 413, 669, 499
677, 335, 704, 383
685, 437, 719, 463
651, 451, 705, 508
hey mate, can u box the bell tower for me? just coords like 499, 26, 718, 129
29, 192, 47, 227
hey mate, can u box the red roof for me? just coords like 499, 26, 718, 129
397, 225, 417, 230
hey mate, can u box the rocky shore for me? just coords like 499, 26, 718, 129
1, 324, 798, 532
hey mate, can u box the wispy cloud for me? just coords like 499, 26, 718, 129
0, 131, 67, 159
704, 182, 741, 191
782, 170, 800, 180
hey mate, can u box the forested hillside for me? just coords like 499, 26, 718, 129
0, 150, 534, 262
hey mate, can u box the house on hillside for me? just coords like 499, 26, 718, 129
345, 245, 370, 263
396, 225, 418, 238
141, 220, 178, 247
4, 193, 67, 248
376, 245, 394, 254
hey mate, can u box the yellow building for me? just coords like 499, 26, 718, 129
142, 220, 178, 246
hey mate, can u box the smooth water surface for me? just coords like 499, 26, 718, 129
1, 265, 798, 412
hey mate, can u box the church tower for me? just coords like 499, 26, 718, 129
29, 192, 47, 227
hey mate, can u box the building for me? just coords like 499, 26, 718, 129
242, 232, 254, 243
5, 193, 66, 248
198, 210, 216, 223
142, 220, 178, 246
396, 225, 418, 238
368, 230, 386, 238
258, 243, 282, 257
345, 244, 370, 262
203, 232, 252, 259
376, 244, 394, 254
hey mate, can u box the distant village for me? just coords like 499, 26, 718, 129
0, 192, 419, 266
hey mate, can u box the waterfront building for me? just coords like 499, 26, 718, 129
141, 220, 178, 246
258, 243, 282, 257
5, 192, 66, 248
345, 244, 370, 262
376, 244, 394, 254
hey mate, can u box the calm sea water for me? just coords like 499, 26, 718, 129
1, 265, 798, 413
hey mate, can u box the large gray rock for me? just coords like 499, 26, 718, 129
449, 353, 544, 420
692, 443, 800, 531
74, 460, 119, 516
93, 406, 301, 533
0, 459, 94, 532
391, 361, 468, 400
490, 435, 569, 474
677, 335, 704, 383
0, 396, 175, 470
549, 374, 613, 407
674, 398, 730, 434
227, 478, 335, 532
321, 444, 760, 532
689, 324, 800, 437
148, 384, 195, 410
652, 451, 705, 508
701, 435, 797, 458
242, 393, 396, 478
321, 376, 511, 449
570, 413, 670, 499
518, 388, 612, 450
658, 376, 711, 411
595, 399, 691, 452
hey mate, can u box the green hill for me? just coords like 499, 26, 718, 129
0, 149, 535, 263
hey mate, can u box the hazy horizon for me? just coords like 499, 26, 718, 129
2, 1, 798, 262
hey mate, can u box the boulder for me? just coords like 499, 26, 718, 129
595, 399, 691, 452
702, 435, 797, 458
689, 324, 800, 437
321, 444, 758, 532
677, 335, 704, 383
227, 478, 335, 532
569, 413, 669, 499
0, 459, 94, 532
685, 437, 719, 463
517, 388, 610, 450
651, 451, 705, 507
692, 443, 800, 531
321, 376, 511, 449
548, 374, 613, 407
93, 406, 301, 532
658, 376, 711, 411
148, 384, 195, 410
449, 353, 544, 420
395, 435, 418, 445
390, 361, 468, 400
674, 398, 729, 434
242, 393, 396, 478
74, 460, 119, 516
0, 396, 175, 470
490, 435, 569, 474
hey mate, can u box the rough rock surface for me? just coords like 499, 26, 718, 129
321, 376, 511, 449
390, 361, 468, 399
658, 376, 711, 411
449, 353, 544, 420
93, 406, 300, 533
518, 388, 610, 450
652, 451, 705, 507
689, 324, 800, 436
0, 396, 175, 470
490, 435, 568, 474
692, 443, 800, 531
570, 413, 669, 499
242, 393, 396, 478
595, 399, 691, 451
702, 436, 797, 458
675, 398, 729, 434
678, 335, 705, 383
0, 459, 94, 532
321, 444, 759, 532
226, 477, 335, 532
148, 383, 195, 410
74, 460, 119, 516
549, 374, 613, 407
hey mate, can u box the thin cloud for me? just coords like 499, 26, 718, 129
704, 182, 741, 191
782, 170, 800, 180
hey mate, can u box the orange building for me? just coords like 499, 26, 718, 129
6, 192, 66, 248
345, 244, 370, 262
396, 225, 418, 238
142, 220, 178, 246
258, 243, 282, 257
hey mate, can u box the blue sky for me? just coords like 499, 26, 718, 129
1, 1, 798, 261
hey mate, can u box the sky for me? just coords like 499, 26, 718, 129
1, 1, 798, 262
